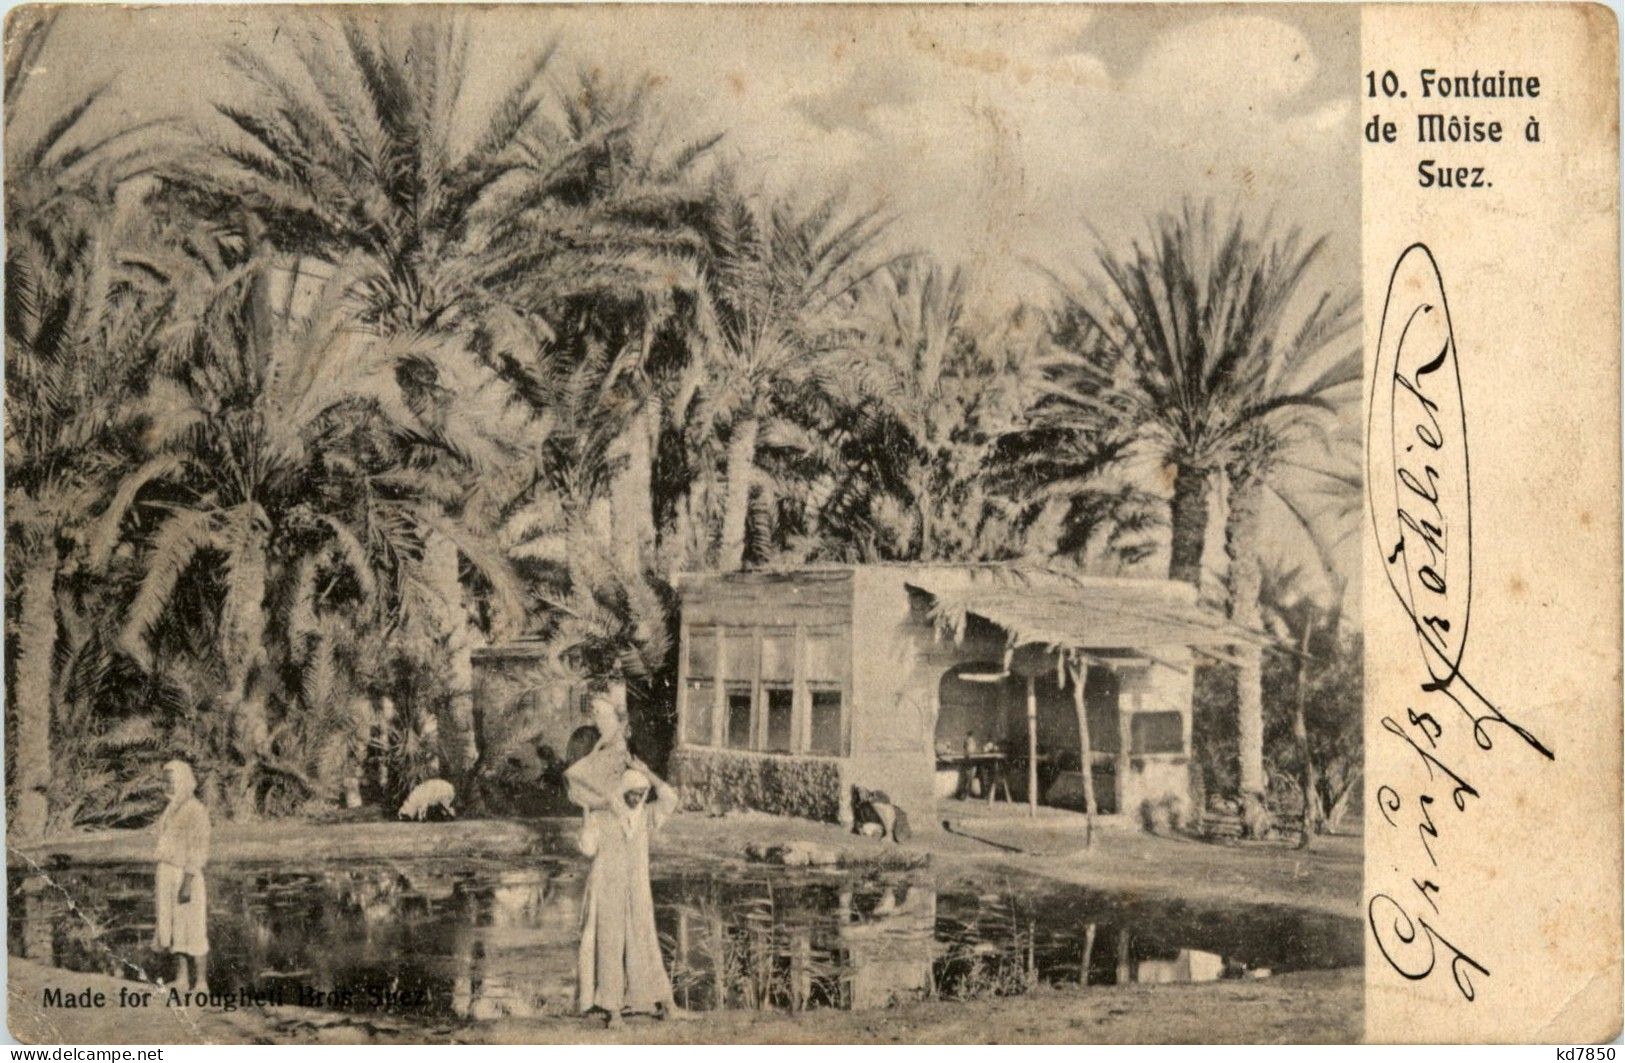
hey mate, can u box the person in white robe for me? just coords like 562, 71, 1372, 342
153, 759, 211, 993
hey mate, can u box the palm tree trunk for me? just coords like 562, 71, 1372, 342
12, 552, 58, 838
1292, 622, 1320, 850
425, 530, 478, 775
719, 416, 759, 571
917, 494, 935, 561
609, 399, 657, 575
1224, 468, 1268, 834
222, 530, 272, 806
1325, 776, 1357, 831
1168, 463, 1209, 586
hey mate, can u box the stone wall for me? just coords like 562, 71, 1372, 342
470, 647, 592, 773
1117, 648, 1196, 821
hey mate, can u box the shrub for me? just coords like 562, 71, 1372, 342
670, 749, 842, 822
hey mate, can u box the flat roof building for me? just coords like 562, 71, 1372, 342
669, 563, 1250, 830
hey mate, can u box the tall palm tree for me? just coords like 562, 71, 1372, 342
200, 17, 710, 768
827, 262, 1060, 563
1225, 427, 1358, 824
4, 213, 144, 837
848, 260, 968, 556
101, 249, 504, 811
1254, 441, 1360, 845
493, 71, 717, 576
688, 183, 893, 570
194, 14, 553, 773
995, 301, 1159, 569
1069, 202, 1358, 589
1064, 202, 1358, 820
3, 9, 172, 836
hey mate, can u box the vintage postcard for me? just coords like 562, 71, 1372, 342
2, 1, 1618, 1047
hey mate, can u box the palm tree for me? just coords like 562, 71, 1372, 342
1225, 429, 1358, 827
687, 183, 893, 570
1255, 441, 1360, 846
1063, 202, 1358, 822
200, 17, 711, 769
843, 260, 970, 557
192, 14, 555, 774
1068, 202, 1358, 587
3, 9, 172, 835
995, 301, 1159, 570
101, 248, 498, 811
3, 217, 141, 837
492, 71, 718, 576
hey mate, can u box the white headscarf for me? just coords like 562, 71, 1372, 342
162, 759, 197, 813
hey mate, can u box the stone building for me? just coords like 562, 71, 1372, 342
668, 563, 1248, 829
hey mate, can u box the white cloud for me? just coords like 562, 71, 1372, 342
582, 7, 1359, 307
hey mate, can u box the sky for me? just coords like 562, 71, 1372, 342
13, 3, 1361, 602
21, 4, 1358, 304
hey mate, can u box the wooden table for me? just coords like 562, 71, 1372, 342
938, 752, 1015, 804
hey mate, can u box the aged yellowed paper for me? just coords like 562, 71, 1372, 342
1361, 3, 1621, 1043
1, 2, 1616, 1046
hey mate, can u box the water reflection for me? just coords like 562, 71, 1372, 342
449, 869, 576, 1019
844, 886, 936, 1009
8, 859, 1358, 1024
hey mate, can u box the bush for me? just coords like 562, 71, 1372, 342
670, 749, 842, 822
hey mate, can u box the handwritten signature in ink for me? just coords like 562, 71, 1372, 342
1365, 243, 1555, 1003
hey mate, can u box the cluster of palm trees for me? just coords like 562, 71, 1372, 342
5, 11, 1360, 837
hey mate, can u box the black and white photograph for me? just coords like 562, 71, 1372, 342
5, 0, 1389, 1045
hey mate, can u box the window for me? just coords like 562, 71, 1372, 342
723, 631, 756, 681
761, 631, 794, 754
726, 687, 754, 749
761, 631, 794, 682
689, 630, 717, 679
686, 622, 848, 757
805, 631, 845, 681
1130, 711, 1184, 755
765, 688, 794, 752
684, 628, 716, 747
809, 689, 843, 755
805, 630, 845, 756
722, 630, 756, 750
684, 681, 715, 746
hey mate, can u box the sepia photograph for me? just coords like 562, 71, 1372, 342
3, 2, 1370, 1044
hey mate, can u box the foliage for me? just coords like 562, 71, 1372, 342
1263, 613, 1364, 828
669, 749, 843, 822
4, 10, 1362, 826
1190, 623, 1361, 827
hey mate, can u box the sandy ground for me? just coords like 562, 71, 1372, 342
7, 807, 1363, 1044
8, 956, 1361, 1045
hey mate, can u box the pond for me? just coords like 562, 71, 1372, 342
9, 856, 1361, 1022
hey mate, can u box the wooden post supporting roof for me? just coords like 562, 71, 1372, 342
1069, 656, 1097, 848
1025, 674, 1038, 818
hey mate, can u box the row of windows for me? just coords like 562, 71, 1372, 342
681, 625, 847, 757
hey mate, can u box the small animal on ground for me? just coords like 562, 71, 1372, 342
851, 786, 912, 843
399, 778, 456, 821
